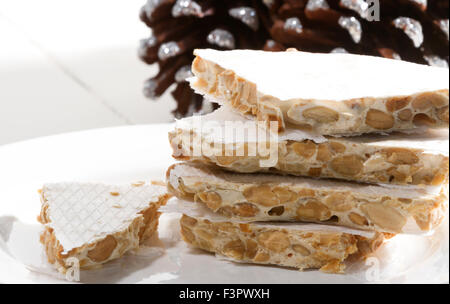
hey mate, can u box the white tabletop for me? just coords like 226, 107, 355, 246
0, 0, 176, 146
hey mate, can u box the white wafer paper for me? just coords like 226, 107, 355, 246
42, 182, 167, 253
176, 98, 450, 155
160, 197, 376, 238
169, 162, 444, 199
175, 102, 327, 143
192, 49, 449, 102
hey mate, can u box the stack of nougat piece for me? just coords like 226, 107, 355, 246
166, 49, 449, 274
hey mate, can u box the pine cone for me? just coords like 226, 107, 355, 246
139, 0, 449, 118
139, 0, 271, 117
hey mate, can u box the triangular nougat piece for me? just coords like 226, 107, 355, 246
167, 163, 448, 234
191, 49, 449, 135
169, 106, 449, 187
38, 182, 171, 273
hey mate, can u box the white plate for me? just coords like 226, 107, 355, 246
0, 124, 448, 284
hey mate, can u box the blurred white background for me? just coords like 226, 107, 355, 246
0, 0, 176, 145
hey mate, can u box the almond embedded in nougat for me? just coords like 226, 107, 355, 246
365, 109, 395, 130
87, 235, 117, 262
302, 106, 340, 123
361, 203, 407, 233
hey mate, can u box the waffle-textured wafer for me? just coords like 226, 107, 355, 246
180, 214, 391, 274
38, 182, 171, 274
191, 49, 449, 135
169, 106, 449, 187
167, 163, 448, 234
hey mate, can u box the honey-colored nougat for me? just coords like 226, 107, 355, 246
190, 49, 449, 135
167, 163, 448, 234
169, 106, 449, 187
180, 214, 391, 274
38, 182, 171, 274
